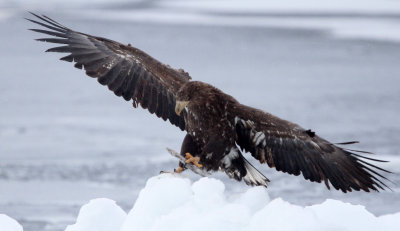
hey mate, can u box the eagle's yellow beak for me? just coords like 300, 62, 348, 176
175, 100, 189, 116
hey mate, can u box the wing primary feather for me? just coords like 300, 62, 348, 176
74, 63, 83, 69
36, 38, 68, 44
351, 153, 390, 163
74, 53, 107, 65
358, 165, 392, 190
335, 141, 360, 145
60, 54, 74, 62
42, 15, 69, 29
46, 46, 91, 53
343, 148, 375, 155
29, 12, 68, 30
26, 18, 66, 33
355, 158, 393, 174
29, 29, 68, 38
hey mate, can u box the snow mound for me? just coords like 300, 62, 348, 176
0, 214, 23, 231
73, 175, 400, 231
1, 175, 399, 231
65, 198, 126, 231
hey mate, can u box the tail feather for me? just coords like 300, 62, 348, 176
221, 148, 269, 187
242, 157, 270, 187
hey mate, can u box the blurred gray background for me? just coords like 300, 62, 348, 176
0, 1, 399, 230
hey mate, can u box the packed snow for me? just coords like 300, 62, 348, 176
65, 199, 126, 231
3, 175, 398, 231
0, 215, 23, 231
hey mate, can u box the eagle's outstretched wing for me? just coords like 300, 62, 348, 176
27, 13, 189, 130
232, 104, 391, 192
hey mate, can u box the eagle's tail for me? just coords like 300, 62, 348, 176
221, 148, 269, 187
242, 157, 270, 187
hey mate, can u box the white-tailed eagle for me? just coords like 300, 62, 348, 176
28, 13, 391, 192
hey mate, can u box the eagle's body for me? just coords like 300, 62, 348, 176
28, 13, 390, 192
178, 82, 253, 182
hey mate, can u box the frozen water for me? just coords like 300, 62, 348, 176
0, 214, 23, 231
0, 0, 135, 9
3, 0, 400, 41
159, 0, 400, 13
2, 0, 400, 13
4, 176, 399, 231
65, 198, 126, 231
88, 176, 400, 231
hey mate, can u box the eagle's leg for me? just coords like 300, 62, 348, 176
180, 134, 202, 169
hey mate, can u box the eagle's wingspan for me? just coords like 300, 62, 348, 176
232, 104, 391, 192
27, 13, 189, 130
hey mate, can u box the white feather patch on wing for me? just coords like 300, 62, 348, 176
253, 131, 266, 146
235, 117, 267, 148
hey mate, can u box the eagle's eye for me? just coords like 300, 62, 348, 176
177, 89, 191, 101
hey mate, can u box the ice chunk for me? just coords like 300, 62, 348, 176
65, 198, 126, 231
3, 175, 399, 231
0, 214, 23, 231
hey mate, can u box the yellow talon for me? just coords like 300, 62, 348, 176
185, 152, 194, 159
185, 152, 203, 168
174, 166, 184, 173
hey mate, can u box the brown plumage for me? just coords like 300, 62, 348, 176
28, 13, 391, 192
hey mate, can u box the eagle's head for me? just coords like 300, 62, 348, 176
175, 81, 215, 116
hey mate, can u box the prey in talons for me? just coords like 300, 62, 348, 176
166, 148, 210, 177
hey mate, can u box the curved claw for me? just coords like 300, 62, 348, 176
185, 152, 203, 168
175, 166, 184, 173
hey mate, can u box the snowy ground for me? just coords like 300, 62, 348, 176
1, 2, 400, 231
67, 176, 400, 231
4, 176, 400, 231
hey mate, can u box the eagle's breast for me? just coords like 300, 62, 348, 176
185, 97, 236, 151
